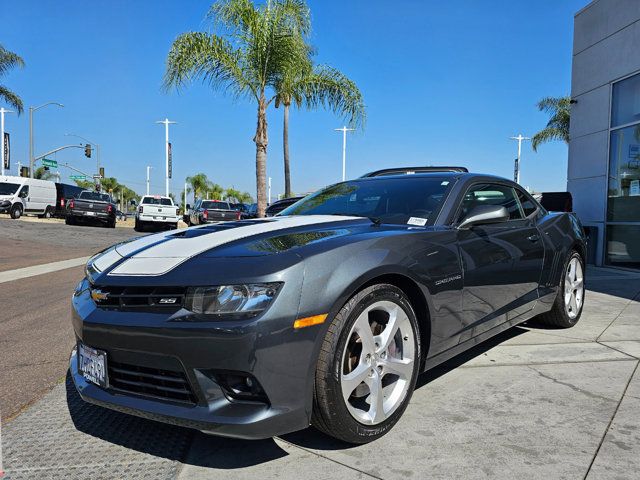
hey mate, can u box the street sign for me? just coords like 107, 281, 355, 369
3, 132, 9, 169
69, 175, 86, 180
42, 158, 58, 168
168, 142, 172, 179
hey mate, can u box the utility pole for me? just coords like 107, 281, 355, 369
334, 126, 355, 181
156, 118, 176, 197
510, 134, 530, 184
0, 108, 14, 176
146, 166, 152, 195
29, 102, 64, 178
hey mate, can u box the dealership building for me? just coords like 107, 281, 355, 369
568, 0, 640, 268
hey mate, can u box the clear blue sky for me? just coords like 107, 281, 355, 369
2, 0, 587, 200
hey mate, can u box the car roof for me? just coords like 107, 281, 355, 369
352, 171, 512, 184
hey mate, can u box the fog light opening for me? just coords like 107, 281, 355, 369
207, 371, 269, 404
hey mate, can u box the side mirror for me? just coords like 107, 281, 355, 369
458, 205, 509, 229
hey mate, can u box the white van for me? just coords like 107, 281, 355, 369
0, 175, 57, 219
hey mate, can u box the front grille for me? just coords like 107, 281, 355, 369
91, 286, 186, 311
108, 360, 197, 405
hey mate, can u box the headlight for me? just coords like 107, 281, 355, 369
185, 283, 282, 317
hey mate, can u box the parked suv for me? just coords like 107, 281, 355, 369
135, 195, 180, 231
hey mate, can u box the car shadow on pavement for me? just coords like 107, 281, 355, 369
65, 372, 289, 469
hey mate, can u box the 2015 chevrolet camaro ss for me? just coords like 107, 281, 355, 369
70, 172, 586, 443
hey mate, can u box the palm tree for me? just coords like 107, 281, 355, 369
532, 96, 571, 152
186, 173, 209, 200
164, 0, 310, 217
0, 44, 25, 114
207, 181, 224, 200
225, 187, 242, 202
275, 61, 365, 197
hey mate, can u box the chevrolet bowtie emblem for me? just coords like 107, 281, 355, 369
90, 289, 109, 302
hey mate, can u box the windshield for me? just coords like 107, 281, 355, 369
280, 177, 452, 225
202, 201, 230, 209
79, 191, 111, 202
0, 182, 20, 195
142, 196, 173, 206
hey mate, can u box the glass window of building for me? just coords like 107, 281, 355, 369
607, 72, 640, 268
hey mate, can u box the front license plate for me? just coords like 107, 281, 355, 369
78, 343, 108, 388
85, 211, 96, 216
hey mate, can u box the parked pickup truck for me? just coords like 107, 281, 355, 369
135, 195, 180, 231
187, 199, 241, 225
65, 190, 117, 228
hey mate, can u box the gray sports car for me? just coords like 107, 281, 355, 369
70, 171, 586, 443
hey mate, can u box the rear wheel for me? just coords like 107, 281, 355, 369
134, 219, 143, 232
312, 284, 421, 444
9, 204, 22, 219
536, 251, 585, 328
107, 218, 116, 228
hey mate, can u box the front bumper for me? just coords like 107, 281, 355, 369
0, 200, 11, 212
70, 270, 319, 440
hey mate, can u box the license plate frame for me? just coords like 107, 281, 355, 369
85, 211, 96, 216
78, 343, 108, 388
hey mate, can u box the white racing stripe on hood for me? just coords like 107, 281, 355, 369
108, 215, 360, 276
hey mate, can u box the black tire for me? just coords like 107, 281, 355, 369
43, 207, 52, 219
312, 284, 421, 444
535, 250, 585, 328
9, 204, 22, 219
134, 219, 143, 232
107, 219, 116, 228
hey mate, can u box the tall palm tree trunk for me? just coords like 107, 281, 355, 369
283, 102, 291, 198
254, 95, 269, 217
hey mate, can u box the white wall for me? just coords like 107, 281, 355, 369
569, 0, 640, 265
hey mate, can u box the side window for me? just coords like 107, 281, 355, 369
457, 184, 523, 222
18, 186, 29, 198
516, 189, 538, 217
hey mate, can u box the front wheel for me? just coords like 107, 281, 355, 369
10, 204, 22, 219
312, 284, 421, 444
536, 251, 585, 328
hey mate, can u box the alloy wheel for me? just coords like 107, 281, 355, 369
340, 300, 416, 425
564, 257, 584, 319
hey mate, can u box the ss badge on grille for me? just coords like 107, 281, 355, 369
159, 298, 177, 304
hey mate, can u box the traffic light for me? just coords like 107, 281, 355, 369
43, 166, 50, 171
84, 144, 92, 158
99, 167, 104, 178
20, 166, 29, 177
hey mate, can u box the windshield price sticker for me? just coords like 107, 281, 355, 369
407, 217, 427, 226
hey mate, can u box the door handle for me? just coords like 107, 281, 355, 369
527, 234, 540, 242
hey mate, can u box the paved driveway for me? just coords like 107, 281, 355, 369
1, 266, 639, 479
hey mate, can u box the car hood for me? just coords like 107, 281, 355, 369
89, 215, 367, 277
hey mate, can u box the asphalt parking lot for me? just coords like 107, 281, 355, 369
1, 219, 639, 479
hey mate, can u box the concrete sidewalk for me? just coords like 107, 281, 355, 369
2, 266, 639, 479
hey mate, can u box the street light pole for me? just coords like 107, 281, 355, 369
510, 134, 531, 184
156, 118, 176, 197
146, 166, 152, 195
0, 108, 14, 176
334, 126, 355, 181
29, 102, 64, 178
